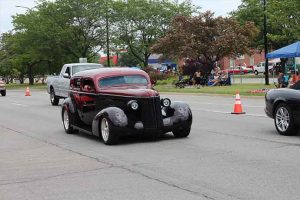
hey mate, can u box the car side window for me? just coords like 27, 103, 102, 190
65, 67, 71, 76
81, 79, 95, 93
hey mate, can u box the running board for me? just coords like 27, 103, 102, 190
72, 125, 93, 135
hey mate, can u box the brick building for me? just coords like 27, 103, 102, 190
218, 50, 266, 69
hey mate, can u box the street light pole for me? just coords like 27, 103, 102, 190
263, 0, 269, 85
106, 8, 110, 67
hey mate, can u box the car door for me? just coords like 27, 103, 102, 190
58, 66, 71, 97
78, 78, 97, 125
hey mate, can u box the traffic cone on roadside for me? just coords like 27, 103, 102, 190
231, 91, 245, 114
25, 87, 31, 96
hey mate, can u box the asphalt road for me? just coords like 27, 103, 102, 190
1, 90, 300, 200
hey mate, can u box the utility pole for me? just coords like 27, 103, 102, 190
263, 0, 269, 85
106, 6, 110, 67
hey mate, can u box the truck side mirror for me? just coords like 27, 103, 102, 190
63, 73, 70, 79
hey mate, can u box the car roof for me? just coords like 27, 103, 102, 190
73, 67, 149, 80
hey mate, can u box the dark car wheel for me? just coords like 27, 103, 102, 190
50, 88, 59, 106
100, 117, 118, 145
274, 103, 298, 136
1, 90, 6, 96
62, 107, 75, 134
173, 125, 191, 138
254, 70, 259, 75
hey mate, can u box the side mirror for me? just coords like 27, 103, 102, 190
63, 73, 70, 79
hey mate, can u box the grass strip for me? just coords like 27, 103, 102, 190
154, 84, 276, 96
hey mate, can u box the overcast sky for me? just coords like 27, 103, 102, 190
0, 0, 241, 34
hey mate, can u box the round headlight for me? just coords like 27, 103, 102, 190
128, 100, 139, 110
161, 98, 171, 107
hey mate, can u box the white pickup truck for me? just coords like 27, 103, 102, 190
47, 63, 103, 105
253, 62, 274, 75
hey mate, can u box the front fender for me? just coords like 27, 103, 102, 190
163, 101, 193, 127
61, 97, 76, 114
92, 107, 128, 136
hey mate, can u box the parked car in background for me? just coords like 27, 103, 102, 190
265, 87, 300, 136
253, 62, 274, 75
61, 67, 193, 145
223, 66, 253, 75
0, 79, 6, 96
46, 63, 103, 105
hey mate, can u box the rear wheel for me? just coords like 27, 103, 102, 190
274, 103, 298, 136
50, 88, 59, 106
173, 125, 191, 138
1, 90, 6, 96
62, 107, 75, 134
101, 117, 118, 145
254, 70, 259, 75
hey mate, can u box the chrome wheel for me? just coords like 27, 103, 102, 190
63, 109, 70, 130
101, 118, 110, 142
275, 107, 290, 132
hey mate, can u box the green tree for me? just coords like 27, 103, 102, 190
232, 0, 300, 49
118, 52, 141, 67
112, 0, 197, 67
2, 0, 110, 84
152, 12, 258, 74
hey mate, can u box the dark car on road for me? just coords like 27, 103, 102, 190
265, 87, 300, 136
61, 68, 193, 145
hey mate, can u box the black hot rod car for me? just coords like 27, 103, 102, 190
61, 68, 192, 145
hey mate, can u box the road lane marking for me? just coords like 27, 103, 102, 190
11, 102, 28, 107
188, 101, 264, 108
195, 109, 267, 118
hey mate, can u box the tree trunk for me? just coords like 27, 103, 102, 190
144, 54, 149, 67
28, 65, 34, 85
48, 61, 52, 75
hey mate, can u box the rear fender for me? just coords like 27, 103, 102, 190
92, 107, 128, 137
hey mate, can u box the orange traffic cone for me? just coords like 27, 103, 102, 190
25, 87, 31, 96
231, 91, 245, 114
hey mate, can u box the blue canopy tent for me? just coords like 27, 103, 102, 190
266, 41, 300, 73
266, 41, 300, 59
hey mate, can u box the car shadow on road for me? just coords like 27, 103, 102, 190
74, 131, 185, 145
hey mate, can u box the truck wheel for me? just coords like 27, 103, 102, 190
254, 70, 258, 75
62, 107, 75, 134
50, 88, 59, 105
100, 117, 118, 145
1, 90, 6, 96
173, 125, 191, 138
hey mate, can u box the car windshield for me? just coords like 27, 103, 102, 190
72, 65, 102, 75
99, 75, 148, 88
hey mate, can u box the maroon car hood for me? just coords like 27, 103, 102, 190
99, 88, 159, 97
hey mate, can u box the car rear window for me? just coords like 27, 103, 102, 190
99, 75, 148, 87
72, 65, 102, 75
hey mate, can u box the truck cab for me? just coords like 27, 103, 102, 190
47, 63, 103, 105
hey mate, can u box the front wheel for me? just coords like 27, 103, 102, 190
62, 107, 75, 134
50, 88, 59, 106
101, 117, 119, 145
274, 103, 298, 136
254, 70, 259, 75
173, 125, 191, 138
